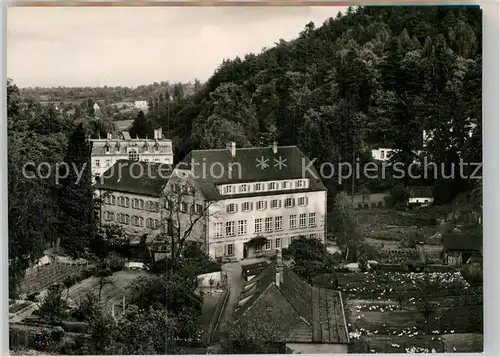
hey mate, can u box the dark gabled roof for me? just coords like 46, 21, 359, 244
178, 145, 326, 200
94, 160, 172, 197
442, 233, 482, 251
408, 186, 433, 198
234, 261, 349, 344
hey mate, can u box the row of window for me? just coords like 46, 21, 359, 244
213, 234, 319, 258
226, 196, 308, 213
220, 179, 308, 195
102, 194, 203, 216
178, 202, 203, 214
103, 211, 160, 229
213, 213, 316, 238
257, 235, 318, 251
103, 195, 160, 212
94, 155, 170, 167
103, 144, 161, 154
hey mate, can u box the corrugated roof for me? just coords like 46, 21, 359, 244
94, 160, 172, 197
234, 261, 349, 344
179, 145, 326, 200
442, 232, 482, 251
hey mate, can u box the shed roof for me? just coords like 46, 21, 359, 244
442, 232, 482, 251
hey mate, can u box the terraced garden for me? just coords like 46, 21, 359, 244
340, 271, 483, 353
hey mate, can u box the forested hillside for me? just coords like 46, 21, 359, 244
145, 6, 481, 202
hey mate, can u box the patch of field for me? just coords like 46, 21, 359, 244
113, 119, 133, 131
342, 271, 483, 353
67, 270, 147, 304
364, 237, 400, 250
441, 333, 483, 352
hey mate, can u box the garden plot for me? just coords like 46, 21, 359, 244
67, 270, 147, 304
354, 209, 436, 230
342, 271, 483, 353
337, 271, 471, 299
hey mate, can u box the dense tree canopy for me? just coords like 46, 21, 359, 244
149, 6, 481, 199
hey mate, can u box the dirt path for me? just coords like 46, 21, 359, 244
217, 262, 245, 333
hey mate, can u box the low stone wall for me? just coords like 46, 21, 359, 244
208, 287, 229, 344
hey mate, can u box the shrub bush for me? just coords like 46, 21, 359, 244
460, 265, 483, 285
50, 326, 65, 342
61, 321, 89, 334
199, 261, 222, 274
80, 269, 93, 280
106, 252, 125, 272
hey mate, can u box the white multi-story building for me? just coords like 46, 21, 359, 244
90, 128, 173, 182
371, 147, 394, 161
173, 142, 327, 261
134, 100, 148, 110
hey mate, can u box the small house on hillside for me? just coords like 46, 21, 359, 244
442, 233, 482, 266
233, 250, 350, 354
408, 186, 434, 207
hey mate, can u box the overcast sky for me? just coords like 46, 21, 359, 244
7, 6, 346, 88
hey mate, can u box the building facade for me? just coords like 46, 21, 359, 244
207, 182, 326, 260
134, 100, 148, 109
94, 160, 172, 242
175, 142, 327, 261
90, 128, 173, 182
371, 147, 394, 161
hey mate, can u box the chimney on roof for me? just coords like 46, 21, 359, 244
154, 128, 163, 140
275, 249, 284, 287
107, 132, 112, 140
226, 142, 236, 157
272, 141, 278, 154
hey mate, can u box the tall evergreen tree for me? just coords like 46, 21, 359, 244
129, 110, 153, 139
57, 123, 95, 256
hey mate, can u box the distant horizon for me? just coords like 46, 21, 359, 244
8, 6, 346, 88
12, 80, 199, 90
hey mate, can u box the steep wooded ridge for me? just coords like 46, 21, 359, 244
149, 6, 481, 202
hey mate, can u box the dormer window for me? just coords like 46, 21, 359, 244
154, 143, 160, 152
129, 150, 139, 161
